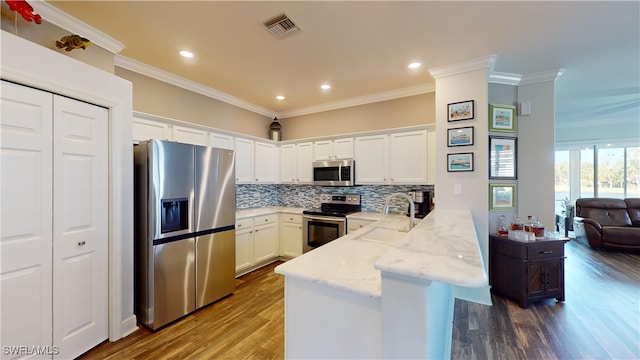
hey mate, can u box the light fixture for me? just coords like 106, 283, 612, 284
320, 84, 331, 90
408, 62, 422, 69
276, 95, 285, 100
269, 117, 282, 141
179, 50, 194, 58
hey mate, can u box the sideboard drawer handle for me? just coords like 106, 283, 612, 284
540, 250, 553, 254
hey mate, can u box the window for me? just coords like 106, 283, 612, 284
555, 145, 639, 206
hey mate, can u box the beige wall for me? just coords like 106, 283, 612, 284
1, 8, 114, 73
115, 68, 272, 138
279, 93, 435, 140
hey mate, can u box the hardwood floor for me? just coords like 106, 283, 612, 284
80, 240, 639, 359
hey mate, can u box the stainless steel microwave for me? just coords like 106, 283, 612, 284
312, 159, 356, 186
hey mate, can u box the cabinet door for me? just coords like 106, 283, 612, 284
234, 138, 254, 183
132, 117, 171, 143
355, 135, 388, 184
210, 132, 234, 150
313, 140, 333, 161
280, 144, 296, 183
544, 259, 564, 295
527, 261, 545, 298
333, 137, 354, 159
235, 229, 253, 274
281, 221, 303, 257
172, 125, 208, 146
255, 141, 278, 183
296, 142, 314, 183
1, 81, 54, 354
52, 95, 109, 359
427, 129, 436, 184
253, 224, 278, 263
389, 130, 427, 184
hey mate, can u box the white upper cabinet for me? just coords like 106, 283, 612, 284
354, 134, 388, 184
427, 129, 436, 184
313, 137, 353, 161
234, 137, 254, 183
132, 117, 171, 143
254, 141, 278, 183
389, 130, 428, 184
281, 142, 314, 184
355, 129, 431, 185
210, 132, 234, 150
280, 144, 296, 184
172, 125, 208, 146
295, 142, 314, 183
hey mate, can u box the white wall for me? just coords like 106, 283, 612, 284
430, 57, 491, 269
518, 79, 558, 230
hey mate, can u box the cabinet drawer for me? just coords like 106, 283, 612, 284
281, 214, 302, 224
526, 242, 564, 260
254, 214, 278, 226
236, 218, 254, 230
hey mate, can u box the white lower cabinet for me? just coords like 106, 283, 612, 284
235, 214, 279, 276
1, 81, 109, 359
280, 214, 303, 258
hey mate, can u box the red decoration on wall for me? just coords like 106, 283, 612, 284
5, 0, 42, 24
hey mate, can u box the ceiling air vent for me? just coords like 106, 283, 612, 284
264, 13, 301, 38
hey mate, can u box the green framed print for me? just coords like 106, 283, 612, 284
489, 184, 516, 210
489, 104, 517, 132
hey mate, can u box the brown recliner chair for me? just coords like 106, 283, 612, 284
574, 198, 640, 252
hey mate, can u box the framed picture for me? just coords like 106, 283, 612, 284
489, 104, 516, 132
489, 136, 517, 179
448, 100, 475, 122
447, 152, 474, 172
490, 184, 516, 210
447, 126, 474, 147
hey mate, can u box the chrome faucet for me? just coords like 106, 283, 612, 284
381, 192, 416, 230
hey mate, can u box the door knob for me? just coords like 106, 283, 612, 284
78, 241, 86, 246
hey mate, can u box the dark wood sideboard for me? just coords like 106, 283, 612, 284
489, 235, 569, 308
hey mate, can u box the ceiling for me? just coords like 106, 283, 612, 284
38, 1, 640, 129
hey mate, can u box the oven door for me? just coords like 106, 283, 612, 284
302, 214, 346, 253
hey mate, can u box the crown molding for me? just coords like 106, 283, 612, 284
520, 69, 565, 85
428, 54, 497, 79
489, 72, 522, 86
276, 83, 435, 119
38, 1, 124, 53
115, 55, 275, 118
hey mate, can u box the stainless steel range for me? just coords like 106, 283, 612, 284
302, 194, 361, 253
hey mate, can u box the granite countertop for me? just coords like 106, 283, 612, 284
274, 209, 487, 298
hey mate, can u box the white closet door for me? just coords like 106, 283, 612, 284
1, 81, 54, 357
52, 95, 108, 359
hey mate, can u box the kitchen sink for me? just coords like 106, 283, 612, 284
358, 227, 408, 244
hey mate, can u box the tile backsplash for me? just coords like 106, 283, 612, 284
236, 184, 434, 215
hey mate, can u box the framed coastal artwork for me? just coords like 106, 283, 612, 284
489, 184, 516, 210
448, 100, 475, 122
489, 136, 517, 179
489, 104, 516, 132
447, 152, 474, 172
447, 126, 474, 147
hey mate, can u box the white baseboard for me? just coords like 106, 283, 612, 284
120, 315, 138, 339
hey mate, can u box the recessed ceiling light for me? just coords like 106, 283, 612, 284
320, 84, 331, 90
276, 95, 285, 100
179, 50, 194, 58
408, 62, 422, 69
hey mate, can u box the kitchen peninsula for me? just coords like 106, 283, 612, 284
275, 209, 489, 359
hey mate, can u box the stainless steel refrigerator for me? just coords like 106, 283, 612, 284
134, 139, 236, 330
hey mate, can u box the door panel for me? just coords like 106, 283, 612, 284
152, 239, 195, 329
196, 230, 236, 308
53, 95, 108, 359
0, 81, 54, 356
